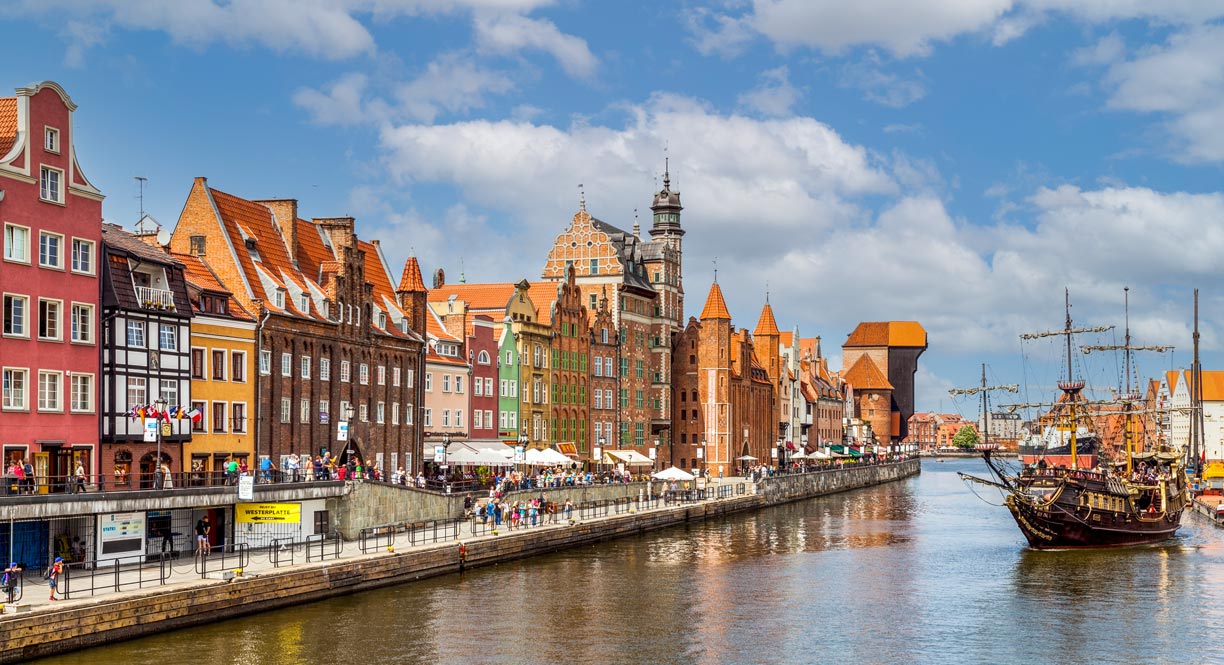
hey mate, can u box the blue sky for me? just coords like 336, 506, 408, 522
5, 0, 1224, 418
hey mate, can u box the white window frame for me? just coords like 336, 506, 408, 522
474, 410, 482, 429
281, 352, 292, 377
456, 409, 464, 428
3, 224, 30, 264
391, 402, 400, 425
70, 302, 94, 344
442, 409, 450, 427
485, 377, 494, 396
406, 404, 413, 425
212, 401, 228, 433
392, 367, 400, 387
300, 398, 310, 423
126, 320, 145, 348
231, 350, 247, 383
301, 356, 311, 380
232, 401, 248, 433
425, 372, 433, 392
359, 403, 368, 422
37, 370, 62, 412
320, 358, 331, 381
442, 374, 451, 393
44, 126, 60, 154
341, 360, 351, 382
70, 238, 95, 275
423, 408, 432, 427
3, 293, 29, 338
407, 369, 414, 387
485, 410, 493, 429
2, 367, 29, 410
359, 363, 369, 385
259, 350, 271, 375
280, 397, 291, 423
37, 298, 62, 341
126, 376, 146, 407
376, 401, 385, 424
69, 372, 94, 413
40, 165, 64, 204
455, 375, 464, 394
158, 323, 176, 351
377, 365, 385, 386
319, 399, 329, 424
38, 231, 64, 270
474, 379, 483, 397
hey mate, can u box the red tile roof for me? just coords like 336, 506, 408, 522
172, 252, 254, 321
428, 283, 516, 312
754, 302, 780, 336
700, 282, 731, 320
844, 321, 927, 348
779, 331, 794, 346
0, 98, 16, 158
843, 354, 893, 391
528, 281, 560, 321
398, 256, 427, 293
295, 218, 334, 281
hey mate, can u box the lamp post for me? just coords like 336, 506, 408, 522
597, 436, 605, 478
777, 436, 786, 475
441, 432, 451, 491
700, 437, 707, 477
518, 431, 529, 483
153, 398, 167, 489
343, 403, 355, 465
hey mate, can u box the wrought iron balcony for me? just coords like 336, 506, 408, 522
136, 286, 176, 311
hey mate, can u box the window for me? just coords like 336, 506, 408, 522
594, 390, 603, 410
159, 324, 177, 351
191, 348, 205, 379
377, 365, 385, 385
359, 364, 369, 385
320, 357, 330, 381
376, 401, 385, 424
500, 379, 508, 397
232, 351, 246, 382
425, 372, 433, 392
508, 412, 517, 429
281, 352, 291, 377
191, 400, 207, 432
232, 403, 247, 433
594, 358, 602, 377
604, 357, 613, 376
320, 400, 329, 423
3, 294, 27, 337
71, 239, 94, 274
500, 411, 508, 429
442, 409, 450, 427
392, 367, 400, 386
259, 350, 271, 374
126, 377, 146, 406
484, 378, 493, 396
298, 293, 309, 313
455, 376, 464, 394
70, 303, 93, 343
280, 398, 290, 423
43, 126, 60, 153
442, 375, 451, 393
159, 380, 177, 407
3, 224, 29, 263
40, 166, 63, 203
2, 368, 28, 410
474, 410, 483, 428
406, 404, 413, 425
189, 235, 206, 256
301, 356, 311, 379
341, 360, 351, 382
300, 398, 310, 423
456, 409, 464, 428
35, 299, 61, 341
510, 380, 517, 398
423, 408, 432, 427
273, 289, 285, 309
37, 371, 62, 411
37, 231, 62, 268
214, 402, 228, 433
126, 321, 145, 347
212, 350, 226, 380
478, 350, 490, 364
505, 351, 512, 366
359, 403, 368, 422
534, 344, 544, 367
407, 369, 414, 387
339, 400, 350, 422
485, 410, 492, 429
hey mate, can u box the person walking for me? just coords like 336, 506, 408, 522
195, 516, 211, 556
74, 461, 87, 493
47, 556, 63, 601
287, 453, 301, 482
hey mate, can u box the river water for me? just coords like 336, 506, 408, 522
31, 459, 1224, 665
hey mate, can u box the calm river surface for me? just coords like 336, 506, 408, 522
32, 458, 1224, 665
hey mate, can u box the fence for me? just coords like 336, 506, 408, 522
305, 534, 344, 562
194, 543, 249, 579
407, 519, 462, 546
358, 525, 398, 554
61, 553, 172, 600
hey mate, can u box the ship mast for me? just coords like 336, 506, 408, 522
1081, 287, 1173, 475
947, 364, 1017, 450
1192, 289, 1204, 477
1019, 288, 1112, 469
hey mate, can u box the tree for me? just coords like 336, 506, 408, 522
952, 425, 980, 449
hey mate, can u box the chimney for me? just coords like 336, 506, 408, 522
314, 217, 355, 254
255, 199, 299, 264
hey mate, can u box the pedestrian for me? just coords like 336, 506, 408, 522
287, 453, 301, 482
160, 462, 173, 489
22, 458, 34, 495
260, 456, 275, 484
2, 562, 20, 603
47, 556, 63, 601
195, 515, 211, 556
74, 460, 87, 493
463, 493, 474, 519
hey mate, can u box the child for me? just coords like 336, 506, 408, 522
47, 556, 63, 601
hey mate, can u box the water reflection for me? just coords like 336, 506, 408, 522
31, 459, 1224, 665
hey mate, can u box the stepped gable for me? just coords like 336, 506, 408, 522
842, 354, 893, 391
754, 302, 780, 336
398, 256, 427, 293
700, 282, 731, 320
208, 186, 310, 317
0, 97, 15, 157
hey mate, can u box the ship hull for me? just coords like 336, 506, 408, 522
1005, 492, 1182, 549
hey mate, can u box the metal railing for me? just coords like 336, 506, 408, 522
305, 534, 344, 562
61, 552, 172, 599
407, 519, 462, 546
359, 525, 398, 554
194, 543, 249, 579
135, 285, 176, 310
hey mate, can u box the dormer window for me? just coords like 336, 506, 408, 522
378, 312, 387, 329
44, 127, 59, 154
298, 293, 309, 312
274, 289, 285, 309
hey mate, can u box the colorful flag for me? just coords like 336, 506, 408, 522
187, 407, 203, 423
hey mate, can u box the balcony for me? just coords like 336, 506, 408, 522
136, 286, 176, 311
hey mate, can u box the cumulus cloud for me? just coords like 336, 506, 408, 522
839, 55, 927, 107
473, 12, 598, 78
736, 66, 803, 117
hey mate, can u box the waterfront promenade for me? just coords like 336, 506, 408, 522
0, 459, 918, 662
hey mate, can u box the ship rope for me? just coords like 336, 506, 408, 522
959, 475, 1008, 507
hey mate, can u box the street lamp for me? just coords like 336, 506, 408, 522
597, 436, 605, 477
700, 437, 707, 477
343, 403, 356, 465
153, 398, 167, 489
518, 431, 529, 481
777, 436, 786, 475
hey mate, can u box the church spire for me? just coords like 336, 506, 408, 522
649, 156, 683, 240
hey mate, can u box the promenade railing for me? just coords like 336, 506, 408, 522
61, 552, 172, 599
305, 534, 344, 562
195, 543, 249, 579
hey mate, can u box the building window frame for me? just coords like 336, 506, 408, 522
2, 367, 29, 411
40, 165, 64, 204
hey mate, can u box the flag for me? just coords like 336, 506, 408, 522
136, 406, 147, 423
187, 407, 203, 423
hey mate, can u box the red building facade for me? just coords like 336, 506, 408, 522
0, 81, 104, 485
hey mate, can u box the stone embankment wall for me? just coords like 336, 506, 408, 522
0, 460, 918, 663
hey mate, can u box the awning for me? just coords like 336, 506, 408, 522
604, 450, 654, 466
525, 447, 574, 466
556, 442, 578, 457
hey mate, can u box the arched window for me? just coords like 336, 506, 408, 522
477, 350, 490, 365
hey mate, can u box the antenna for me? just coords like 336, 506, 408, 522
712, 256, 718, 283
578, 183, 585, 212
135, 176, 148, 221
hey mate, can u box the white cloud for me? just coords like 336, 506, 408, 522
736, 66, 802, 117
473, 12, 598, 78
293, 73, 377, 126
839, 55, 927, 107
1070, 31, 1124, 67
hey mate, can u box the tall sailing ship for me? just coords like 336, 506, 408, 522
961, 289, 1189, 549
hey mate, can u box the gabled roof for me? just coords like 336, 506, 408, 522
842, 354, 893, 391
101, 223, 183, 267
0, 97, 16, 157
208, 186, 297, 310
428, 283, 516, 312
172, 252, 254, 321
528, 281, 561, 321
700, 282, 731, 320
844, 321, 927, 348
754, 302, 780, 336
295, 218, 334, 282
1169, 370, 1224, 402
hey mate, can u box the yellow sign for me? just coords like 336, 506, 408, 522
235, 503, 301, 524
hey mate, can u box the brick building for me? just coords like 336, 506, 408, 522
169, 180, 425, 475
841, 321, 928, 444
0, 81, 104, 487
542, 266, 591, 458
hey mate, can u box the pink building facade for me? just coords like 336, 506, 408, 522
0, 81, 104, 488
